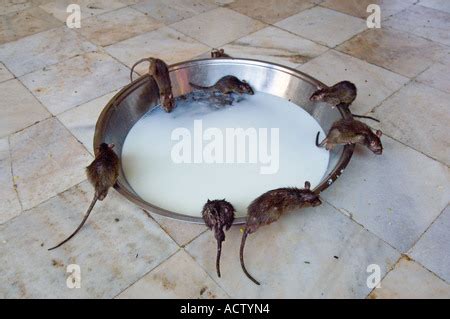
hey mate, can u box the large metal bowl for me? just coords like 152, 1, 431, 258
94, 58, 354, 224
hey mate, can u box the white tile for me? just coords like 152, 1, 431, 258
117, 249, 228, 298
0, 137, 21, 224
0, 27, 97, 77
0, 62, 14, 82
409, 206, 450, 283
322, 136, 450, 252
186, 202, 399, 298
9, 117, 92, 210
275, 6, 366, 47
419, 0, 450, 14
0, 79, 50, 137
170, 7, 266, 48
0, 181, 178, 298
416, 61, 450, 94
369, 257, 450, 298
19, 52, 130, 114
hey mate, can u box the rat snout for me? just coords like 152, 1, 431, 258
312, 198, 322, 207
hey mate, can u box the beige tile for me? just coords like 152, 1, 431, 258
19, 52, 130, 114
298, 50, 409, 114
0, 27, 97, 77
371, 82, 450, 165
218, 26, 328, 68
410, 206, 450, 283
0, 137, 21, 224
229, 0, 314, 24
275, 6, 366, 48
170, 7, 266, 48
9, 118, 92, 210
337, 28, 448, 78
132, 0, 218, 24
416, 61, 450, 94
385, 5, 450, 46
79, 7, 163, 47
369, 257, 450, 299
322, 136, 450, 252
0, 63, 14, 83
39, 0, 126, 22
58, 91, 118, 155
0, 79, 50, 138
186, 202, 399, 298
105, 26, 209, 75
0, 181, 178, 298
117, 249, 228, 298
0, 0, 33, 16
419, 0, 450, 14
0, 7, 61, 45
321, 0, 416, 19
150, 213, 206, 247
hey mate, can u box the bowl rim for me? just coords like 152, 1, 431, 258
94, 57, 354, 224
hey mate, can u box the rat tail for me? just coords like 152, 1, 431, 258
189, 82, 209, 91
216, 240, 222, 278
352, 114, 380, 123
48, 195, 98, 251
240, 228, 260, 285
130, 58, 152, 82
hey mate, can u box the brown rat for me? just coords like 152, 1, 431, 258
130, 57, 174, 113
316, 118, 383, 154
202, 199, 235, 278
240, 182, 322, 285
310, 81, 380, 122
211, 48, 230, 58
190, 75, 254, 96
48, 143, 120, 250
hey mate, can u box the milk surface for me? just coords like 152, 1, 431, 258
122, 92, 329, 217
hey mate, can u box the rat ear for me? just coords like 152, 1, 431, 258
304, 181, 311, 189
108, 143, 115, 149
376, 130, 382, 138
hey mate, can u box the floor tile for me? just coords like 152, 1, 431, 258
275, 6, 366, 48
418, 0, 450, 14
385, 5, 450, 46
321, 0, 416, 20
149, 213, 207, 247
228, 0, 314, 24
0, 79, 50, 138
79, 7, 163, 47
368, 257, 450, 298
39, 0, 126, 22
0, 181, 178, 298
371, 82, 450, 165
298, 50, 409, 114
19, 52, 130, 114
0, 7, 61, 45
0, 0, 34, 16
322, 136, 450, 253
337, 28, 448, 78
409, 206, 450, 283
132, 0, 218, 24
117, 249, 228, 298
170, 7, 266, 48
9, 118, 92, 210
0, 137, 21, 224
105, 26, 209, 75
186, 202, 399, 298
416, 60, 450, 94
217, 26, 328, 68
0, 27, 96, 77
57, 91, 118, 155
0, 63, 14, 83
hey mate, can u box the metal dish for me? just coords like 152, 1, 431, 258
94, 58, 354, 224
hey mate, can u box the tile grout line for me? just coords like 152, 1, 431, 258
7, 135, 23, 212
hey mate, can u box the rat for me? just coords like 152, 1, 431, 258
211, 48, 230, 58
315, 118, 383, 154
48, 143, 120, 250
190, 75, 254, 96
130, 57, 174, 113
202, 199, 235, 278
240, 181, 322, 285
310, 81, 380, 122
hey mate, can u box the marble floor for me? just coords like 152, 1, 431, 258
0, 0, 449, 299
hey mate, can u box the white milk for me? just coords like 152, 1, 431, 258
122, 92, 329, 217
